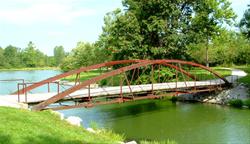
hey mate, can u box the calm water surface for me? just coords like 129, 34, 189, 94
1, 70, 250, 143
0, 70, 61, 94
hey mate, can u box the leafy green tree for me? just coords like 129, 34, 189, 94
0, 47, 6, 68
239, 4, 250, 40
22, 41, 46, 67
53, 46, 65, 66
61, 42, 94, 71
98, 0, 235, 64
3, 45, 22, 68
60, 42, 108, 71
191, 0, 236, 66
22, 42, 37, 67
60, 56, 76, 71
189, 30, 250, 65
46, 56, 56, 67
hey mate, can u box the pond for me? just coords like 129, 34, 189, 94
0, 70, 61, 94
0, 70, 249, 143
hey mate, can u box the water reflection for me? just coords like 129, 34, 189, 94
61, 100, 250, 144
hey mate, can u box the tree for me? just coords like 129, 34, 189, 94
239, 4, 250, 40
60, 42, 108, 71
53, 46, 65, 66
3, 45, 21, 67
22, 42, 37, 67
98, 0, 236, 65
191, 0, 236, 67
60, 42, 95, 71
0, 47, 6, 68
22, 41, 46, 67
188, 30, 250, 65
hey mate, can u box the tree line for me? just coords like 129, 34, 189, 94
0, 41, 66, 69
60, 0, 250, 71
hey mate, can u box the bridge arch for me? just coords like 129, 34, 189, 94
29, 60, 230, 111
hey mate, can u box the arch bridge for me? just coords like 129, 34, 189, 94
13, 60, 231, 111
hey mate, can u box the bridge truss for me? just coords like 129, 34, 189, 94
14, 60, 231, 111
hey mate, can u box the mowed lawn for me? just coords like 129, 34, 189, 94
189, 67, 232, 80
0, 107, 123, 144
62, 70, 101, 82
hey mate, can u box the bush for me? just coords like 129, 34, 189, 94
228, 99, 243, 108
170, 96, 178, 103
244, 99, 250, 109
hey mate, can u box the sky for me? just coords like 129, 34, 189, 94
0, 0, 249, 56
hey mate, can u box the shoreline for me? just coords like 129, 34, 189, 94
0, 67, 60, 71
178, 68, 249, 108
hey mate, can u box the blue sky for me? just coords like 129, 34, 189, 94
0, 0, 249, 56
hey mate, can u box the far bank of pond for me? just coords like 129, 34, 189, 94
0, 67, 59, 71
0, 70, 249, 143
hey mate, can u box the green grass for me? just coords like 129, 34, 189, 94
189, 67, 232, 80
0, 107, 124, 144
0, 67, 59, 71
233, 65, 250, 86
140, 140, 177, 144
62, 70, 101, 82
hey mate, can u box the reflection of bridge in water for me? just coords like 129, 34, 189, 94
0, 60, 236, 111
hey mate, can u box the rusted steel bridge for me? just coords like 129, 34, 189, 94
2, 60, 233, 111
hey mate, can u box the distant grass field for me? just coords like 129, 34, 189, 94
0, 107, 124, 144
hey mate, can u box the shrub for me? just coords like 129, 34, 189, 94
170, 96, 178, 103
244, 99, 250, 109
228, 99, 243, 108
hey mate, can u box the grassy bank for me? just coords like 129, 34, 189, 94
0, 67, 59, 71
190, 67, 232, 80
0, 107, 124, 144
233, 65, 250, 86
62, 70, 101, 82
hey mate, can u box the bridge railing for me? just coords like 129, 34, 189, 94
17, 81, 60, 103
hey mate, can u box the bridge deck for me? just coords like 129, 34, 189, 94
0, 77, 232, 108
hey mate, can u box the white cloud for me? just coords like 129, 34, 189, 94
0, 0, 97, 25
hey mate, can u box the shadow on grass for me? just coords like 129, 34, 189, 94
0, 134, 83, 144
0, 134, 12, 144
24, 135, 83, 144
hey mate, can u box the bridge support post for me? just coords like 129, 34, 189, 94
24, 84, 27, 103
123, 72, 134, 99
175, 66, 178, 96
17, 83, 20, 102
88, 85, 91, 101
194, 76, 196, 93
120, 75, 123, 101
57, 82, 60, 94
47, 82, 50, 92
151, 65, 154, 95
